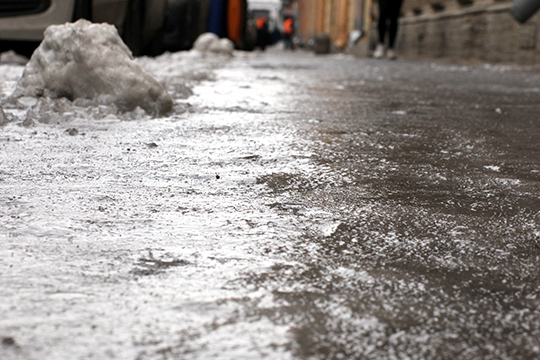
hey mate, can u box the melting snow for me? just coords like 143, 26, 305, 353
11, 20, 172, 116
193, 32, 234, 56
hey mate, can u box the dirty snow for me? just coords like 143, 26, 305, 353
193, 32, 234, 56
0, 44, 330, 359
0, 50, 28, 66
11, 20, 172, 116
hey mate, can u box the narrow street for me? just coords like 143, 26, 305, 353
1, 48, 540, 359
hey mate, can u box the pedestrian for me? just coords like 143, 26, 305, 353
256, 17, 269, 51
373, 0, 404, 60
283, 17, 295, 50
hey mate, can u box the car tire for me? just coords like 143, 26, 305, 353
72, 0, 92, 21
123, 0, 144, 56
144, 25, 164, 57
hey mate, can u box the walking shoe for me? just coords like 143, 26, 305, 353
373, 44, 385, 59
386, 49, 397, 60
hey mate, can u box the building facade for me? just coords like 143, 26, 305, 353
297, 0, 540, 64
297, 0, 373, 51
397, 0, 540, 64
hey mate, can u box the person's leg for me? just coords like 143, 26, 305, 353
385, 0, 403, 59
374, 0, 389, 58
377, 0, 389, 45
387, 0, 404, 49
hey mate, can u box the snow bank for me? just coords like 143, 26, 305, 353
11, 20, 173, 116
0, 50, 28, 65
193, 33, 234, 56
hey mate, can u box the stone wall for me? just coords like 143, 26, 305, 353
395, 0, 540, 64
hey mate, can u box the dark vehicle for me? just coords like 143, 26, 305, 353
164, 0, 254, 52
225, 0, 247, 48
207, 0, 225, 37
163, 0, 207, 51
0, 0, 167, 56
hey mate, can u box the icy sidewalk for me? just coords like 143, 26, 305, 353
0, 50, 334, 359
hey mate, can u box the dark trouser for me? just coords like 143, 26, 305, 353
257, 29, 268, 50
283, 33, 294, 49
377, 0, 403, 49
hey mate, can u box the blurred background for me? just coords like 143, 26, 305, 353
0, 0, 539, 63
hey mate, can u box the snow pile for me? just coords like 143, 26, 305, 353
11, 19, 173, 116
0, 50, 29, 65
193, 33, 234, 56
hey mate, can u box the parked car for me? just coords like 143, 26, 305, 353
0, 0, 167, 56
163, 0, 207, 52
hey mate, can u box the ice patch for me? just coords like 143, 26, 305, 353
484, 165, 501, 172
495, 178, 521, 186
320, 220, 341, 237
11, 20, 173, 116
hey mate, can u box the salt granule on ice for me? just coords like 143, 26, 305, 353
11, 19, 173, 116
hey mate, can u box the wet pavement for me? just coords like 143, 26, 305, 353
1, 48, 540, 359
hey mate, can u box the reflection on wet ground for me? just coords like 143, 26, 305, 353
1, 49, 540, 359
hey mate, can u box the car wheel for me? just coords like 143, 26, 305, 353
72, 0, 92, 21
123, 0, 144, 56
144, 24, 164, 57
